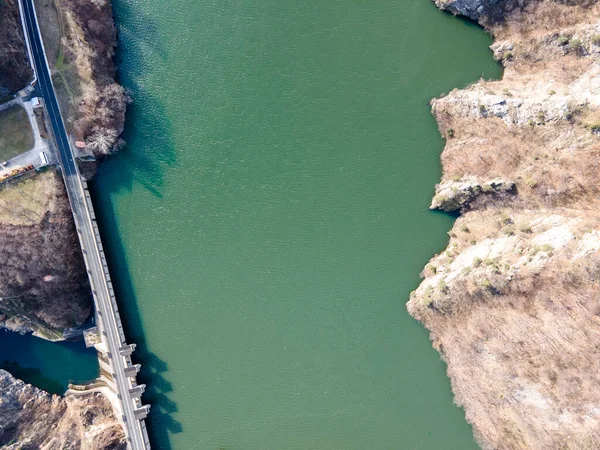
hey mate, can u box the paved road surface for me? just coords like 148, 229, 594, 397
19, 0, 150, 448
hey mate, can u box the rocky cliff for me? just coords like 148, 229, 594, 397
408, 1, 600, 449
0, 370, 126, 449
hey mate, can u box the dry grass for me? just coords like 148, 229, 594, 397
0, 104, 34, 161
0, 371, 126, 449
410, 206, 600, 449
493, 1, 600, 39
0, 170, 56, 225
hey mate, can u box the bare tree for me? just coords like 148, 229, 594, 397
85, 127, 118, 155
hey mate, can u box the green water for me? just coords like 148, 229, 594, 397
0, 331, 98, 393
93, 0, 501, 448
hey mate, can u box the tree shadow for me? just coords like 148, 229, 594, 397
86, 2, 182, 447
101, 0, 176, 198
98, 89, 176, 198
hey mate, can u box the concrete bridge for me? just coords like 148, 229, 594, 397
17, 0, 151, 448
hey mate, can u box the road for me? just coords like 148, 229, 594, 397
18, 0, 150, 448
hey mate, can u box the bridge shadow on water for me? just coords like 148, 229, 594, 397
90, 180, 182, 450
88, 1, 182, 448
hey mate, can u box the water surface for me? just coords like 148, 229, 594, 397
0, 330, 98, 393
91, 1, 501, 448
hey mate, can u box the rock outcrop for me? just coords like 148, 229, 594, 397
0, 370, 126, 449
409, 1, 600, 449
431, 177, 515, 212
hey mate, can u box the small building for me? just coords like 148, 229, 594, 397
75, 140, 87, 149
31, 97, 41, 108
39, 151, 49, 167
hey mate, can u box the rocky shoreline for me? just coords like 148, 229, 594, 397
0, 370, 126, 449
408, 0, 600, 448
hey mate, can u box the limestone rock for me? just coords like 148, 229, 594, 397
0, 370, 126, 449
410, 1, 600, 449
431, 177, 515, 212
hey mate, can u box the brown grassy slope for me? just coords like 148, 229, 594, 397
0, 370, 126, 449
0, 171, 92, 340
0, 0, 33, 96
408, 1, 600, 449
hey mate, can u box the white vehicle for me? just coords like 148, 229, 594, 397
39, 151, 49, 167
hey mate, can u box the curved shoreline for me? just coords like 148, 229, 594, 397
410, 1, 600, 448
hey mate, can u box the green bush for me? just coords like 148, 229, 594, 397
585, 122, 600, 133
519, 224, 533, 233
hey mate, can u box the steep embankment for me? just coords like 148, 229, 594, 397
408, 1, 600, 449
0, 171, 92, 340
0, 0, 33, 96
57, 0, 128, 156
0, 370, 126, 448
35, 0, 129, 156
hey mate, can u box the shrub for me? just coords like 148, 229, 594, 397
556, 35, 570, 46
536, 111, 546, 123
568, 38, 581, 50
541, 244, 554, 254
422, 286, 435, 307
585, 122, 600, 133
592, 35, 600, 46
525, 179, 538, 188
519, 224, 533, 233
437, 279, 448, 293
504, 227, 515, 236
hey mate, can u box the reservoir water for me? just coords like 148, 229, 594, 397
9, 0, 501, 448
0, 330, 98, 394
